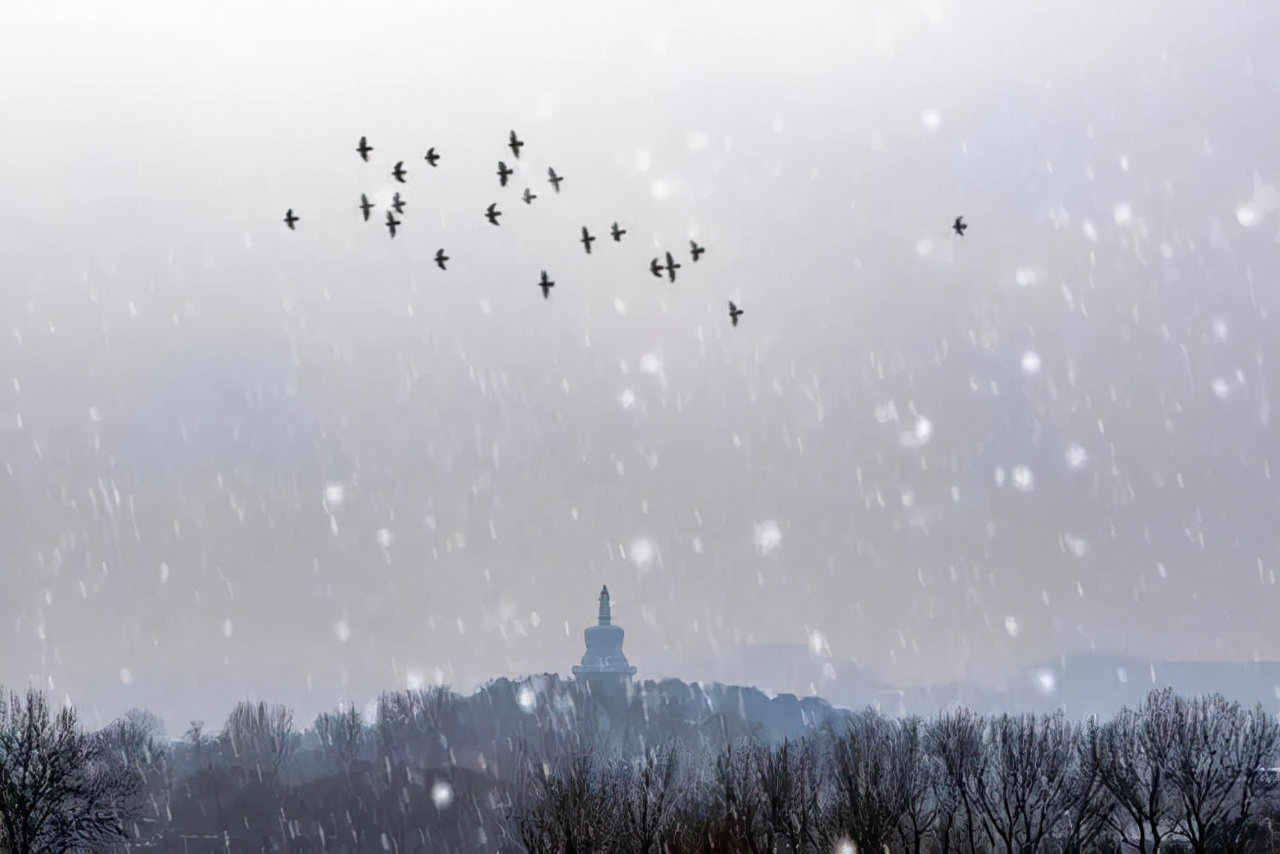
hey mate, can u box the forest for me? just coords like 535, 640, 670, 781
1, 677, 1278, 854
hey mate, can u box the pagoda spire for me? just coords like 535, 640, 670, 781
598, 585, 612, 626
573, 584, 637, 687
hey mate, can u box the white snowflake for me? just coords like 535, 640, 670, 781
754, 520, 783, 555
628, 537, 657, 570
517, 685, 537, 713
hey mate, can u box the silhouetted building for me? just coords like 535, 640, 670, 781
572, 586, 637, 700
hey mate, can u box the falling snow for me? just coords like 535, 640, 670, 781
431, 781, 454, 809
4, 9, 1279, 824
753, 520, 783, 555
628, 536, 657, 570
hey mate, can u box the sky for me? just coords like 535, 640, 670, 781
1, 0, 1279, 732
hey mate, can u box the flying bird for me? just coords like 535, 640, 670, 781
508, 130, 524, 159
497, 161, 513, 187
538, 270, 554, 299
580, 226, 596, 254
663, 251, 681, 283
434, 248, 449, 270
359, 194, 374, 221
391, 192, 406, 215
485, 203, 502, 226
522, 188, 537, 205
728, 301, 744, 327
392, 161, 407, 183
547, 167, 563, 193
953, 216, 967, 236
356, 136, 373, 161
385, 210, 400, 238
283, 209, 299, 230
424, 147, 441, 167
649, 257, 665, 278
690, 240, 706, 261
610, 222, 626, 242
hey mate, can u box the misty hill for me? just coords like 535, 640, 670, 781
358, 673, 850, 776
1006, 652, 1280, 718
716, 642, 1280, 720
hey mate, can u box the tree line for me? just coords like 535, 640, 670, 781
1, 680, 1278, 854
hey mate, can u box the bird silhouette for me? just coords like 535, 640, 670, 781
356, 136, 373, 161
497, 161, 513, 187
391, 192, 406, 215
649, 257, 665, 278
663, 251, 681, 282
424, 147, 441, 167
548, 167, 563, 193
610, 222, 626, 242
385, 210, 400, 238
538, 270, 554, 299
522, 188, 537, 205
690, 240, 706, 261
435, 248, 449, 270
580, 227, 596, 254
508, 130, 524, 159
485, 203, 502, 226
953, 216, 967, 236
359, 194, 373, 221
728, 301, 744, 327
392, 161, 407, 183
283, 209, 299, 230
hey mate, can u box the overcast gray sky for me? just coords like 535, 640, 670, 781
2, 0, 1279, 731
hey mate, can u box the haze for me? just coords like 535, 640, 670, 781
1, 0, 1278, 730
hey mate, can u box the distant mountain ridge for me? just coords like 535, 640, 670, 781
711, 643, 1280, 720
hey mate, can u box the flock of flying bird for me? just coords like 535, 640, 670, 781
282, 130, 972, 328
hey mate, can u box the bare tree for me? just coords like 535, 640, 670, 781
0, 687, 142, 854
704, 736, 766, 853
930, 707, 989, 854
1061, 721, 1117, 854
1091, 688, 1180, 854
824, 710, 914, 854
313, 705, 366, 782
508, 750, 615, 854
1164, 693, 1280, 854
1224, 704, 1280, 850
893, 715, 941, 854
179, 718, 232, 839
182, 720, 212, 770
375, 686, 461, 771
967, 712, 1079, 854
220, 701, 295, 783
751, 736, 823, 854
614, 744, 683, 854
96, 709, 175, 834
